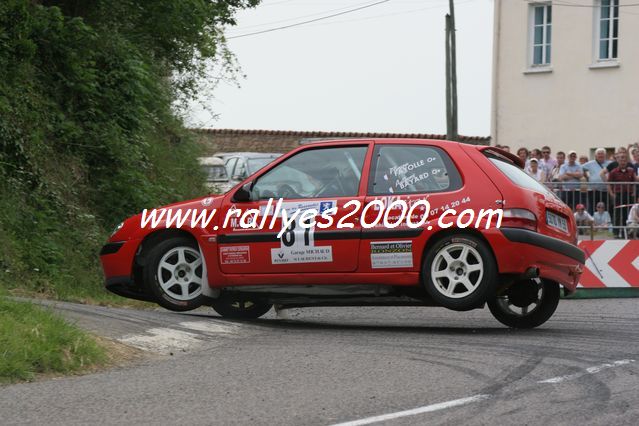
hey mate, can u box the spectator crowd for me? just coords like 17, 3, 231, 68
494, 143, 639, 239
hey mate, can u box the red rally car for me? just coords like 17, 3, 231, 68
100, 139, 584, 328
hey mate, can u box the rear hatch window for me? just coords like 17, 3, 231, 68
485, 155, 557, 199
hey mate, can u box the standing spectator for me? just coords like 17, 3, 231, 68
550, 151, 565, 182
526, 158, 545, 182
602, 146, 628, 177
531, 148, 542, 160
517, 147, 529, 168
578, 155, 589, 165
528, 148, 544, 175
501, 145, 511, 153
529, 148, 542, 170
559, 150, 584, 208
627, 203, 639, 239
607, 152, 638, 238
630, 146, 639, 173
583, 148, 610, 212
548, 151, 565, 198
593, 202, 612, 233
540, 146, 557, 181
574, 203, 593, 235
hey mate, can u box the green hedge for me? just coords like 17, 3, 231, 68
0, 1, 257, 299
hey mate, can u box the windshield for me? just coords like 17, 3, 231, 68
488, 157, 557, 199
247, 157, 275, 175
201, 165, 228, 181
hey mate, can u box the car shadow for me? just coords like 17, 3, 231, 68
180, 311, 562, 336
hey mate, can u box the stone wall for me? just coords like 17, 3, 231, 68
193, 129, 490, 156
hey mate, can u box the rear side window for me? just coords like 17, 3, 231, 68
225, 157, 238, 177
369, 145, 462, 195
488, 157, 556, 198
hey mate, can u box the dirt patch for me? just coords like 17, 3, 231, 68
95, 335, 151, 366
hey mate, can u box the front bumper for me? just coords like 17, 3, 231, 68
100, 238, 151, 301
100, 239, 140, 277
105, 276, 153, 302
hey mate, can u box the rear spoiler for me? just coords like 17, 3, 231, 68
476, 146, 525, 169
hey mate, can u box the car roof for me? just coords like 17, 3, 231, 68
214, 152, 282, 158
292, 138, 463, 148
198, 156, 225, 166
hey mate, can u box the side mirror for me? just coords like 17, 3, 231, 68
233, 182, 253, 202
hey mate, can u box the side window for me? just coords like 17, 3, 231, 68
225, 158, 238, 178
234, 160, 247, 179
252, 146, 367, 200
369, 145, 462, 195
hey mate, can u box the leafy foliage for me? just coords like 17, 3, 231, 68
0, 0, 258, 298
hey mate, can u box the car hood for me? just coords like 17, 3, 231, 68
110, 195, 225, 242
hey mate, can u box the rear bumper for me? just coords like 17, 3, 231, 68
500, 228, 585, 264
486, 228, 584, 292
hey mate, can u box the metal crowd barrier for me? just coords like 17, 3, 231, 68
543, 181, 639, 240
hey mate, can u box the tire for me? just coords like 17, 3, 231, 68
422, 234, 497, 311
211, 295, 272, 319
144, 236, 206, 312
488, 279, 560, 329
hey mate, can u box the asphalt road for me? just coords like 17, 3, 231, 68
1, 298, 638, 425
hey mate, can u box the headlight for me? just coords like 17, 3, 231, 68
111, 221, 124, 237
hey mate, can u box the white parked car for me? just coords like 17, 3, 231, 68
215, 152, 282, 187
198, 156, 232, 194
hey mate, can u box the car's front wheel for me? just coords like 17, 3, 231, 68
488, 279, 560, 329
144, 236, 206, 312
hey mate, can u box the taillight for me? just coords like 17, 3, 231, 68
501, 209, 537, 231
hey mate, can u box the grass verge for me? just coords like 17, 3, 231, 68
0, 297, 107, 384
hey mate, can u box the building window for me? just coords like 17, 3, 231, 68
530, 4, 552, 66
597, 0, 619, 60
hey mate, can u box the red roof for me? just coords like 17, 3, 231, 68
192, 128, 490, 143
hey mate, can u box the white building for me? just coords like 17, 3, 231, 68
491, 0, 639, 156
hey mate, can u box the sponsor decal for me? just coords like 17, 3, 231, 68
370, 240, 413, 269
263, 200, 336, 216
220, 246, 251, 265
270, 219, 333, 264
271, 246, 333, 264
202, 197, 214, 207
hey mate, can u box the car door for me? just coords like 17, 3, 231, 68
217, 143, 371, 275
359, 143, 464, 272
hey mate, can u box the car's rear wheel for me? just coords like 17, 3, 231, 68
144, 236, 206, 312
211, 295, 272, 319
423, 234, 497, 311
488, 279, 560, 329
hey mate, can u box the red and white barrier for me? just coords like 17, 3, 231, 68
578, 240, 639, 288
